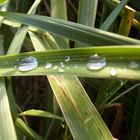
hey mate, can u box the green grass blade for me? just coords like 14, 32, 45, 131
19, 109, 64, 121
48, 75, 114, 140
51, 0, 69, 48
15, 118, 44, 140
1, 46, 140, 80
76, 0, 98, 47
0, 78, 17, 140
1, 12, 140, 45
7, 0, 41, 54
77, 0, 98, 27
100, 0, 128, 30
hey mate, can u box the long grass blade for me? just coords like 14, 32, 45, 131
0, 12, 140, 45
0, 46, 140, 80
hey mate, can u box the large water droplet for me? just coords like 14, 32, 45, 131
18, 56, 38, 72
87, 54, 106, 70
109, 68, 117, 77
45, 62, 52, 69
64, 56, 70, 62
128, 61, 139, 69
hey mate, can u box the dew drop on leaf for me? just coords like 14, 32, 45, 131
18, 56, 38, 72
64, 56, 70, 62
45, 62, 52, 69
109, 68, 117, 77
128, 61, 139, 69
87, 54, 106, 70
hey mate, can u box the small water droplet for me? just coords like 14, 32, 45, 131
60, 62, 65, 68
64, 56, 70, 62
87, 54, 106, 70
109, 68, 117, 77
18, 56, 38, 72
5, 61, 8, 64
45, 62, 52, 69
58, 68, 65, 73
128, 61, 139, 69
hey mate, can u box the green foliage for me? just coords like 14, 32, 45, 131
0, 0, 140, 140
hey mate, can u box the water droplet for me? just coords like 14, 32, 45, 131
87, 54, 106, 70
18, 56, 38, 72
58, 68, 65, 73
45, 62, 52, 69
64, 56, 70, 62
109, 68, 117, 77
60, 62, 65, 68
128, 61, 139, 69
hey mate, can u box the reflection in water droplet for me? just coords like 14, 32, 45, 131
109, 68, 117, 77
128, 61, 139, 69
45, 62, 52, 69
18, 56, 38, 72
64, 56, 70, 62
87, 54, 106, 70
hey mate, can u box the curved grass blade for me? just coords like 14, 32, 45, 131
15, 118, 44, 140
0, 12, 140, 45
19, 109, 64, 121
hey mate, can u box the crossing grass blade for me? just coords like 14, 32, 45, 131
0, 11, 140, 45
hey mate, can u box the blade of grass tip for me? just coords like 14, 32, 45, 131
6, 0, 41, 54
15, 118, 44, 140
2, 12, 140, 45
76, 0, 98, 47
100, 0, 129, 31
19, 109, 64, 121
130, 85, 140, 140
118, 6, 135, 36
30, 27, 114, 140
51, 0, 69, 48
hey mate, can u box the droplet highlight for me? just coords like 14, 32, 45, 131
45, 62, 52, 69
18, 56, 38, 72
87, 54, 106, 70
128, 61, 139, 69
64, 56, 70, 62
109, 68, 117, 77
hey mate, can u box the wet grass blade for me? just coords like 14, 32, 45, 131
0, 11, 140, 45
0, 46, 140, 80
